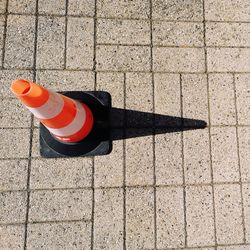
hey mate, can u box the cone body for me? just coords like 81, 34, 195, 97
11, 79, 94, 143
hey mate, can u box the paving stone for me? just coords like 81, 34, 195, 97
30, 158, 92, 189
97, 19, 150, 45
66, 17, 94, 70
152, 0, 203, 21
97, 0, 150, 19
0, 0, 6, 13
206, 23, 250, 47
218, 246, 250, 250
38, 0, 66, 15
186, 185, 215, 246
207, 48, 250, 72
27, 222, 91, 250
96, 45, 151, 71
242, 183, 250, 243
0, 191, 27, 223
187, 248, 215, 250
29, 189, 92, 222
0, 224, 25, 250
31, 128, 39, 157
126, 187, 154, 250
156, 186, 185, 248
155, 132, 183, 185
153, 21, 203, 46
209, 73, 236, 125
153, 48, 205, 72
235, 74, 250, 125
94, 188, 123, 250
8, 0, 36, 14
205, 0, 250, 21
184, 129, 211, 184
125, 132, 153, 186
211, 127, 239, 182
0, 69, 33, 98
37, 16, 65, 69
0, 98, 31, 128
68, 0, 94, 16
238, 128, 250, 182
0, 128, 30, 158
5, 15, 35, 68
126, 72, 153, 127
0, 159, 28, 191
182, 74, 208, 125
0, 15, 4, 67
214, 184, 244, 244
154, 73, 181, 127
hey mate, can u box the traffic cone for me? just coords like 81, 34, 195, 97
10, 79, 112, 157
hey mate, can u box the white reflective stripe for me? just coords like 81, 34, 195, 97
47, 101, 86, 137
27, 92, 64, 119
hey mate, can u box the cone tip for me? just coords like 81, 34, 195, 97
10, 79, 32, 97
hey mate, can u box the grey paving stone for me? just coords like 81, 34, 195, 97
206, 23, 250, 47
68, 0, 94, 16
97, 19, 150, 45
184, 129, 211, 185
0, 159, 28, 191
153, 48, 205, 72
218, 246, 250, 250
8, 0, 36, 14
97, 0, 150, 19
207, 48, 250, 72
0, 0, 6, 13
235, 74, 250, 125
29, 189, 92, 222
152, 0, 203, 21
38, 0, 66, 15
96, 45, 151, 71
0, 69, 33, 98
238, 128, 250, 182
209, 73, 236, 125
30, 158, 92, 189
242, 183, 250, 243
155, 132, 183, 185
37, 16, 65, 69
4, 15, 35, 68
186, 185, 215, 247
0, 15, 4, 67
214, 184, 244, 244
0, 98, 31, 128
31, 128, 39, 157
153, 21, 203, 46
27, 221, 91, 250
182, 74, 208, 125
0, 224, 25, 250
0, 191, 27, 223
66, 17, 94, 70
156, 186, 185, 248
126, 187, 154, 250
211, 127, 239, 182
94, 188, 123, 250
0, 128, 30, 158
205, 0, 250, 21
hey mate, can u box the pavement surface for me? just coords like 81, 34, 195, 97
0, 0, 250, 249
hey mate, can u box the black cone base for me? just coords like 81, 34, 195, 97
40, 91, 112, 158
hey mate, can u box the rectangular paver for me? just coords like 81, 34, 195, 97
5, 15, 35, 68
209, 73, 236, 125
153, 48, 205, 72
94, 188, 123, 250
0, 159, 28, 191
243, 184, 250, 243
214, 184, 244, 244
126, 187, 154, 250
68, 0, 94, 16
8, 0, 36, 14
218, 246, 250, 250
29, 189, 92, 222
96, 45, 151, 71
38, 0, 66, 15
27, 222, 91, 250
0, 0, 6, 13
37, 16, 65, 69
66, 17, 94, 70
156, 186, 185, 248
186, 185, 215, 246
153, 21, 203, 46
0, 15, 4, 67
211, 127, 239, 182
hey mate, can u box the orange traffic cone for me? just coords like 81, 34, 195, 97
10, 79, 112, 157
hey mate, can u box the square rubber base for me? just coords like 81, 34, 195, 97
40, 91, 112, 158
